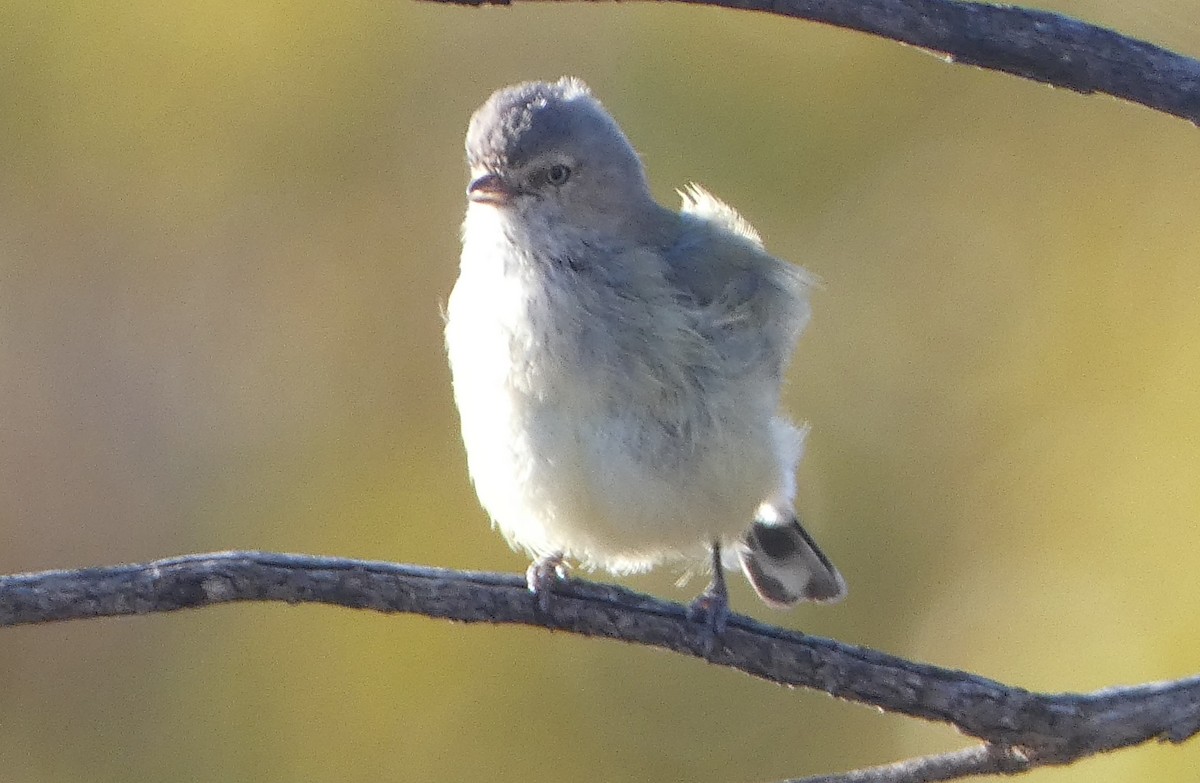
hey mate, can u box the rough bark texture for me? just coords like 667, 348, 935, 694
417, 0, 1200, 125
3, 550, 1198, 783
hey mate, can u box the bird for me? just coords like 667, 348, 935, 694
444, 77, 846, 628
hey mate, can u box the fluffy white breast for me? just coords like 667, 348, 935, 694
448, 203, 789, 573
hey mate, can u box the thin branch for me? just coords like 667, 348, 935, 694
783, 743, 1031, 783
419, 0, 1200, 126
3, 550, 1199, 781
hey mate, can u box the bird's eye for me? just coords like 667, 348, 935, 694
546, 164, 572, 186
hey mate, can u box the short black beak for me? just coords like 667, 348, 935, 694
467, 172, 517, 206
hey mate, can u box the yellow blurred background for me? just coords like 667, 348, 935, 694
2, 0, 1199, 780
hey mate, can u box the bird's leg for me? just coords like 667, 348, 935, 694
526, 552, 569, 613
687, 540, 730, 655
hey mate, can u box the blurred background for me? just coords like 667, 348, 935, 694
2, 0, 1199, 780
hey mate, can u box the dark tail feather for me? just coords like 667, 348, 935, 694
738, 517, 847, 608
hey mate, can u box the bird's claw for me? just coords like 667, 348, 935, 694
687, 540, 731, 658
687, 589, 730, 657
526, 553, 569, 613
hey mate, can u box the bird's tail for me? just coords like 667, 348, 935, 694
737, 517, 847, 607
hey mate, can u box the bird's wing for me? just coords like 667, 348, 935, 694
667, 184, 817, 379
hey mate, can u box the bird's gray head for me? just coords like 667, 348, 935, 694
464, 78, 655, 232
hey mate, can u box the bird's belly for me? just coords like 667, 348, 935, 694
458, 376, 776, 573
446, 254, 780, 573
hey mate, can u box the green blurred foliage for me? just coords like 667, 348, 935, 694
1, 0, 1198, 780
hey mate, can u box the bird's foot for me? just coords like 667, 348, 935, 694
687, 541, 730, 658
687, 589, 730, 657
526, 553, 569, 613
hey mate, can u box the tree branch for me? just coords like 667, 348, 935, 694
783, 743, 1032, 783
419, 0, 1200, 126
4, 551, 1199, 780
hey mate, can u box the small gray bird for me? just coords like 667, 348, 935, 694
446, 77, 846, 621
